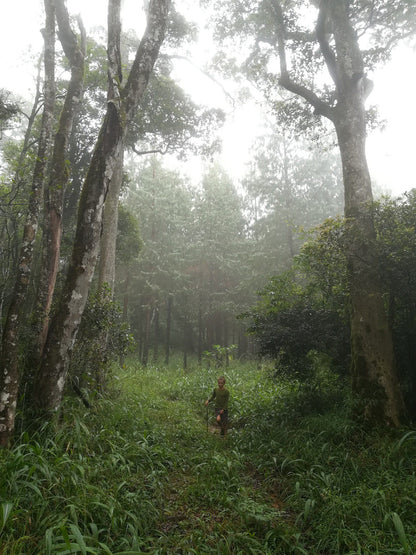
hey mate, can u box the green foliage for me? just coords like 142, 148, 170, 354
116, 205, 143, 265
202, 344, 237, 367
0, 89, 20, 132
128, 71, 225, 159
69, 288, 135, 393
299, 216, 349, 316
372, 191, 416, 417
2, 360, 416, 553
244, 194, 416, 409
243, 264, 349, 377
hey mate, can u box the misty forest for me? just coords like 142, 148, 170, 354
1, 0, 416, 553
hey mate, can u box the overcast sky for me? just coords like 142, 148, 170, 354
1, 1, 416, 197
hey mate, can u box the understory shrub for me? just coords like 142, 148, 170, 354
69, 288, 135, 396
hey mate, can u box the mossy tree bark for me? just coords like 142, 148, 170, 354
0, 0, 56, 447
96, 149, 124, 388
33, 0, 171, 414
274, 0, 404, 425
97, 150, 124, 295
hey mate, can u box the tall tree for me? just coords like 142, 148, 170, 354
190, 164, 246, 354
123, 157, 194, 363
32, 0, 171, 415
209, 0, 416, 425
0, 0, 56, 447
242, 129, 343, 291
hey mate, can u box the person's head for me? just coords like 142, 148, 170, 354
217, 376, 226, 388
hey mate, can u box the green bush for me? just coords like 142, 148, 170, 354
69, 288, 135, 395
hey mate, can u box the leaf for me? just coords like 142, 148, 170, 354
391, 512, 410, 555
396, 430, 416, 450
69, 524, 88, 555
0, 502, 14, 533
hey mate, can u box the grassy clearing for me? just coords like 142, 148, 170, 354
1, 359, 416, 554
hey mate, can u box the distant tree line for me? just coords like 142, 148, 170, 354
118, 138, 343, 367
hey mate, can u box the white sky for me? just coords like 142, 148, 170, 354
1, 1, 416, 197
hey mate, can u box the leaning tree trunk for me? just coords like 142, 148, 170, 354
33, 0, 171, 414
0, 0, 55, 447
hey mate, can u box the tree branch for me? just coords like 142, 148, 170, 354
268, 0, 334, 121
122, 0, 172, 121
278, 75, 334, 120
55, 0, 85, 63
169, 54, 236, 107
107, 0, 123, 106
316, 0, 340, 88
132, 144, 170, 156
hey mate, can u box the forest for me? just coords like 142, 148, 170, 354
1, 0, 416, 553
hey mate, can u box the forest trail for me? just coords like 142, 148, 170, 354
139, 380, 287, 554
3, 364, 414, 553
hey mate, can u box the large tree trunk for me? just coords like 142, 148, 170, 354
334, 94, 404, 426
274, 0, 404, 425
33, 0, 171, 414
0, 0, 56, 447
329, 2, 404, 425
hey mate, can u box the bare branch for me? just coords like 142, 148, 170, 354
316, 0, 339, 87
132, 145, 170, 156
169, 54, 236, 107
278, 74, 333, 120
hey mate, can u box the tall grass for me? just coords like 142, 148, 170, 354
1, 358, 416, 553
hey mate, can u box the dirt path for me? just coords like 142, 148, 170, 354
147, 398, 287, 554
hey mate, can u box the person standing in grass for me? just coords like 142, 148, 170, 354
205, 376, 229, 437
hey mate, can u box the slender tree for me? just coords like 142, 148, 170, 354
242, 129, 343, 290
0, 0, 56, 447
35, 0, 86, 357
